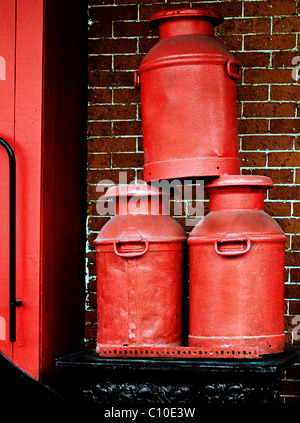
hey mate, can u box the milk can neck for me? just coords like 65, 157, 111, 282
158, 17, 214, 39
207, 186, 267, 212
114, 195, 167, 215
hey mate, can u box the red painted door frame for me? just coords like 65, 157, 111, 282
0, 0, 86, 383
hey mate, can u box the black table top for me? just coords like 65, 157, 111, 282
55, 346, 300, 374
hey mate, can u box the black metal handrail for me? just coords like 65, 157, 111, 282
0, 137, 21, 342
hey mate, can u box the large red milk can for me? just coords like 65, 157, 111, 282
188, 175, 286, 356
94, 184, 187, 351
136, 8, 241, 181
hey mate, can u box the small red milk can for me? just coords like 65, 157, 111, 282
94, 184, 187, 351
188, 175, 286, 356
136, 8, 241, 181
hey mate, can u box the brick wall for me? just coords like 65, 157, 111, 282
86, 0, 300, 403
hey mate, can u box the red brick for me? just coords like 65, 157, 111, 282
86, 248, 96, 265
237, 85, 268, 102
114, 54, 144, 71
270, 119, 300, 134
271, 85, 300, 101
88, 104, 136, 120
285, 268, 290, 282
87, 121, 112, 137
272, 51, 299, 68
281, 380, 300, 396
87, 168, 135, 185
216, 17, 271, 35
290, 268, 300, 282
112, 152, 144, 168
139, 37, 159, 54
269, 186, 299, 201
242, 168, 293, 185
89, 38, 137, 54
88, 88, 112, 104
285, 364, 300, 381
285, 283, 300, 299
289, 300, 300, 315
88, 137, 136, 153
264, 201, 292, 217
295, 169, 300, 184
139, 3, 190, 21
87, 153, 111, 169
285, 251, 300, 267
88, 55, 112, 72
215, 34, 242, 51
136, 138, 143, 152
241, 135, 293, 151
244, 68, 292, 84
238, 118, 269, 134
88, 216, 111, 232
244, 34, 296, 51
114, 21, 155, 37
88, 21, 112, 38
291, 235, 300, 250
279, 218, 300, 233
115, 0, 161, 3
113, 87, 141, 103
268, 152, 300, 167
84, 323, 97, 339
244, 0, 297, 17
285, 315, 295, 331
113, 120, 142, 136
87, 185, 101, 204
293, 203, 300, 217
239, 151, 267, 167
86, 276, 97, 293
85, 290, 97, 308
243, 102, 295, 118
234, 52, 270, 68
89, 0, 113, 4
273, 16, 300, 33
89, 71, 133, 88
87, 200, 96, 215
85, 339, 96, 349
85, 310, 97, 325
194, 1, 243, 18
89, 5, 137, 21
136, 168, 144, 181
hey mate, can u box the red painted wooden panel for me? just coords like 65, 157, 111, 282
0, 0, 85, 384
0, 0, 16, 361
12, 0, 44, 378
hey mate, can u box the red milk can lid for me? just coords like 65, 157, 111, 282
95, 184, 187, 245
103, 183, 170, 198
205, 175, 274, 189
149, 8, 224, 28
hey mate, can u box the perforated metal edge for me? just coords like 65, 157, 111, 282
97, 346, 260, 359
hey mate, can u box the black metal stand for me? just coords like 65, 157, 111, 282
54, 346, 300, 406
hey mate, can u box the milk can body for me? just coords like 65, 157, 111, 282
94, 184, 187, 351
137, 8, 241, 181
188, 175, 286, 356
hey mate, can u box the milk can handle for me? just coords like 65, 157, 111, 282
0, 137, 22, 343
226, 59, 242, 80
214, 237, 251, 256
114, 238, 148, 258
